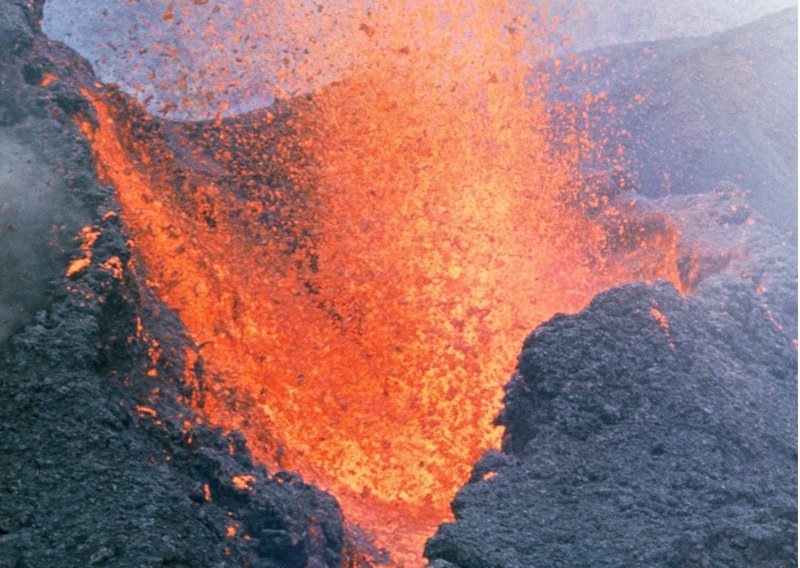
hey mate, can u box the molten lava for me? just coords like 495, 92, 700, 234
75, 1, 688, 564
66, 225, 100, 278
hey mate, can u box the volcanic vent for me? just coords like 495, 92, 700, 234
55, 1, 702, 562
0, 0, 792, 565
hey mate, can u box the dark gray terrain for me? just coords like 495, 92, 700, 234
0, 2, 93, 342
549, 8, 798, 230
425, 189, 798, 566
0, 2, 346, 566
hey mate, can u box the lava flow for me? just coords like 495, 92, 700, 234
75, 1, 688, 564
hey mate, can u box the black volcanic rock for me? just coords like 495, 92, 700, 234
424, 193, 797, 567
0, 2, 345, 566
549, 8, 798, 230
0, 1, 96, 342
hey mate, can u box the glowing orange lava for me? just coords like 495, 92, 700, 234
75, 2, 688, 564
66, 225, 100, 277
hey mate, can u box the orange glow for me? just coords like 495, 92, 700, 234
650, 305, 675, 350
74, 2, 689, 563
135, 405, 158, 418
66, 257, 91, 278
100, 256, 124, 280
66, 225, 100, 277
231, 475, 256, 491
40, 73, 58, 87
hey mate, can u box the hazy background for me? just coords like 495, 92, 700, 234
549, 0, 797, 51
42, 0, 797, 120
39, 1, 798, 226
549, 8, 798, 229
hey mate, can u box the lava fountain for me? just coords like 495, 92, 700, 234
75, 1, 686, 564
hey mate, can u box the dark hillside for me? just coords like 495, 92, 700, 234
550, 8, 798, 229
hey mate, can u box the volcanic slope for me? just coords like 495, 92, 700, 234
425, 188, 798, 567
6, 1, 797, 567
0, 2, 346, 567
549, 0, 797, 52
549, 7, 798, 230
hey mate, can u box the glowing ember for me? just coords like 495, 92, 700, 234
100, 256, 125, 280
650, 305, 675, 350
65, 257, 91, 278
74, 1, 690, 564
66, 225, 100, 277
135, 405, 158, 418
40, 73, 58, 88
231, 475, 256, 491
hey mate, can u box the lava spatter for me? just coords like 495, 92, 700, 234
74, 2, 688, 564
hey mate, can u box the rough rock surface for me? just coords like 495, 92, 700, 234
424, 189, 797, 567
0, 2, 346, 566
549, 8, 798, 230
0, 0, 94, 342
